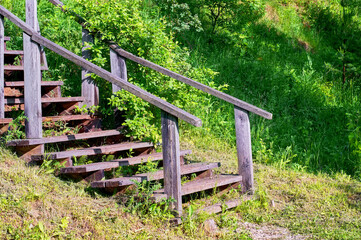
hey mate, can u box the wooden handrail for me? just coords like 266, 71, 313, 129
0, 5, 202, 127
47, 0, 273, 120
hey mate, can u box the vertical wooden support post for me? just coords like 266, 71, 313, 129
161, 110, 182, 216
0, 15, 4, 118
24, 0, 42, 139
234, 106, 254, 194
81, 28, 99, 107
110, 49, 127, 93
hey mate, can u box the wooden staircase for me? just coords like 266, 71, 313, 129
0, 1, 273, 220
1, 35, 243, 215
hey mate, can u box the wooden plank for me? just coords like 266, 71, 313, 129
91, 162, 219, 189
4, 65, 48, 71
110, 48, 127, 93
61, 150, 192, 174
31, 141, 153, 161
234, 106, 254, 194
5, 97, 84, 104
136, 162, 220, 181
42, 114, 91, 122
161, 111, 182, 215
5, 81, 63, 87
0, 118, 12, 124
6, 129, 120, 146
155, 174, 242, 196
23, 0, 42, 139
0, 6, 202, 127
4, 50, 24, 55
46, 0, 272, 120
81, 28, 98, 107
4, 36, 10, 41
0, 16, 4, 118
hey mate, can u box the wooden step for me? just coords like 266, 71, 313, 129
6, 129, 121, 147
0, 118, 12, 124
61, 150, 192, 174
4, 65, 48, 71
5, 97, 84, 105
91, 162, 220, 188
31, 142, 153, 161
4, 50, 24, 55
5, 81, 63, 87
154, 174, 242, 196
4, 36, 10, 41
42, 115, 92, 122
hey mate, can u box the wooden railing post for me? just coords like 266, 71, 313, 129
81, 28, 99, 107
161, 110, 182, 216
234, 106, 254, 194
24, 0, 42, 139
110, 49, 127, 93
0, 15, 4, 118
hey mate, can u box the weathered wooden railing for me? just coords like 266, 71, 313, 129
0, 0, 272, 216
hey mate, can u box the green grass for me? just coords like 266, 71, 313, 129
1, 139, 360, 239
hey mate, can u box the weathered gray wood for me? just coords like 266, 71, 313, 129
91, 162, 219, 189
234, 106, 254, 194
61, 150, 192, 174
161, 111, 182, 216
4, 65, 48, 71
82, 28, 98, 107
0, 15, 4, 118
23, 0, 42, 139
42, 114, 91, 122
6, 129, 120, 146
0, 6, 202, 127
5, 81, 64, 87
47, 0, 272, 120
31, 141, 153, 161
110, 48, 127, 93
5, 96, 84, 104
154, 174, 243, 196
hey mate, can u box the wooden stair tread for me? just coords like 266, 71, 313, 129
31, 142, 153, 161
4, 65, 48, 71
0, 118, 12, 124
91, 162, 220, 188
61, 150, 192, 174
154, 174, 242, 196
42, 115, 92, 122
5, 97, 84, 104
5, 81, 64, 87
4, 36, 10, 41
4, 50, 24, 55
6, 129, 121, 146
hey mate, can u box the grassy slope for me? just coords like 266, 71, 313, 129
1, 141, 360, 239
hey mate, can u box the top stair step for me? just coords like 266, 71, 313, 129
6, 129, 121, 147
5, 97, 84, 104
4, 50, 24, 56
4, 65, 48, 71
0, 118, 12, 124
5, 81, 64, 87
31, 141, 154, 161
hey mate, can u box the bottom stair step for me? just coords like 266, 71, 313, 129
91, 162, 221, 188
154, 174, 242, 197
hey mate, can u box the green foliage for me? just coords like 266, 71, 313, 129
123, 180, 175, 219
3, 112, 27, 142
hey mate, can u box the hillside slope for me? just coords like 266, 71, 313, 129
1, 143, 360, 239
